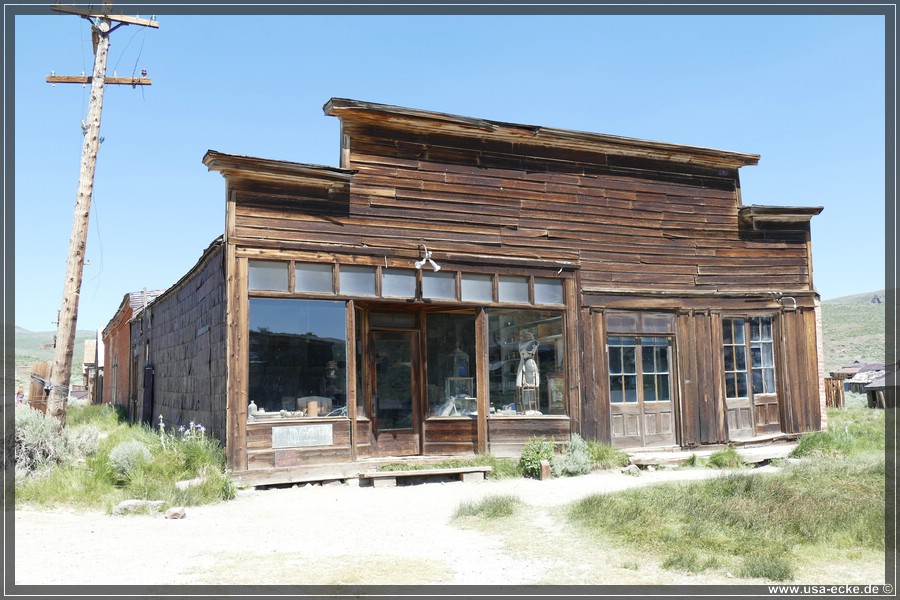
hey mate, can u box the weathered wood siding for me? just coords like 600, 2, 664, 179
135, 241, 227, 443
487, 417, 570, 457
777, 307, 822, 434
246, 419, 352, 470
675, 311, 726, 446
423, 418, 477, 455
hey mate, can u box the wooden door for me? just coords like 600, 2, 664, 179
608, 335, 676, 448
369, 330, 421, 457
725, 396, 754, 440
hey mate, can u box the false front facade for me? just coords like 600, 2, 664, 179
125, 99, 824, 485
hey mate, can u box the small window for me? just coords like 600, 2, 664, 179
534, 277, 564, 305
498, 276, 529, 303
461, 273, 493, 302
423, 271, 456, 300
339, 265, 376, 296
295, 263, 333, 293
249, 260, 289, 291
382, 268, 417, 298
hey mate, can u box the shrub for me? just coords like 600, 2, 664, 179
586, 440, 631, 469
707, 447, 745, 469
108, 440, 152, 482
14, 404, 99, 483
551, 433, 594, 477
519, 435, 555, 479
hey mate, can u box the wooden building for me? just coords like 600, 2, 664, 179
101, 288, 164, 420
125, 98, 825, 485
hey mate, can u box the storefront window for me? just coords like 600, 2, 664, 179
488, 309, 565, 416
425, 312, 477, 417
248, 298, 348, 417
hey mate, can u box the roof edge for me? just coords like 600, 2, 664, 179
324, 97, 761, 169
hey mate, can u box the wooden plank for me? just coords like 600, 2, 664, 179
46, 75, 152, 86
475, 308, 489, 453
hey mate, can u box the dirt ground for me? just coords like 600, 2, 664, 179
13, 464, 886, 589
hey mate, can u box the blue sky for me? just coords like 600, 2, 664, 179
11, 10, 888, 332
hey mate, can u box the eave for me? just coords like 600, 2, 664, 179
739, 205, 824, 227
203, 150, 355, 189
324, 98, 761, 171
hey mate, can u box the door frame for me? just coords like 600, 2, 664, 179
366, 327, 423, 457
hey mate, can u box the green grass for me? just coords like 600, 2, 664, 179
820, 298, 886, 373
706, 447, 747, 469
15, 404, 236, 512
585, 440, 631, 469
453, 494, 523, 519
566, 408, 885, 582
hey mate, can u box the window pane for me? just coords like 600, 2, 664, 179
534, 277, 564, 305
607, 313, 639, 333
735, 346, 747, 371
762, 317, 773, 341
382, 268, 416, 298
642, 313, 674, 334
733, 319, 746, 344
295, 263, 333, 293
736, 372, 748, 397
248, 299, 348, 417
657, 375, 670, 401
764, 368, 776, 393
751, 345, 762, 369
624, 376, 638, 402
426, 312, 477, 417
488, 309, 565, 415
498, 276, 529, 303
724, 346, 735, 371
623, 347, 636, 374
609, 347, 623, 374
763, 344, 775, 367
656, 346, 669, 373
461, 273, 493, 302
423, 271, 456, 299
725, 372, 736, 398
339, 265, 376, 296
749, 318, 762, 342
643, 374, 657, 401
751, 369, 763, 394
642, 346, 656, 374
610, 377, 624, 404
249, 260, 289, 291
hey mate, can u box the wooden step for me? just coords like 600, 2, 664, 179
359, 466, 492, 487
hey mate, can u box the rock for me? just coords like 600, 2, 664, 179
113, 499, 165, 515
322, 479, 343, 487
175, 477, 205, 491
165, 507, 187, 519
621, 464, 641, 476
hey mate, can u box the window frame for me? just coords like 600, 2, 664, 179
721, 315, 778, 400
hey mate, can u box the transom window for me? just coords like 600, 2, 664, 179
248, 259, 566, 306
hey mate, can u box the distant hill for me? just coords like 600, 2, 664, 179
825, 289, 887, 304
14, 328, 97, 397
821, 291, 885, 373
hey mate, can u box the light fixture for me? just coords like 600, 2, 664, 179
414, 244, 441, 272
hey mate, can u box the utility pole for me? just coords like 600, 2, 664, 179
44, 3, 158, 427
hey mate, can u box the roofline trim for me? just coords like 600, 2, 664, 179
324, 97, 761, 169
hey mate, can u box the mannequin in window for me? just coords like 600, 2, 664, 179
516, 331, 540, 412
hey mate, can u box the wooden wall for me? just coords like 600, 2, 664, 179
777, 307, 822, 434
675, 311, 726, 446
135, 241, 228, 443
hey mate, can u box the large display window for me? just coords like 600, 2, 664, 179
248, 298, 348, 418
425, 312, 478, 417
487, 309, 566, 416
